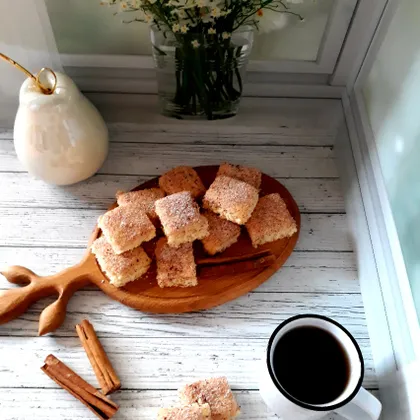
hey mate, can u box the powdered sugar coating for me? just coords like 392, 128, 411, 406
91, 236, 151, 287
179, 377, 240, 420
159, 166, 206, 199
98, 203, 156, 254
202, 176, 259, 225
116, 188, 165, 221
217, 162, 261, 189
246, 193, 297, 247
157, 403, 211, 420
155, 238, 197, 287
201, 210, 241, 255
155, 192, 209, 247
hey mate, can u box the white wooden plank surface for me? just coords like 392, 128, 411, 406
0, 263, 359, 294
0, 209, 351, 250
0, 337, 377, 389
89, 95, 344, 136
0, 173, 345, 212
0, 140, 338, 178
0, 389, 379, 420
0, 96, 377, 419
0, 248, 356, 275
0, 291, 368, 339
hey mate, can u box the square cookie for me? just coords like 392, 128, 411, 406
179, 377, 240, 420
98, 204, 156, 254
157, 403, 211, 420
217, 162, 262, 189
91, 236, 151, 287
159, 166, 206, 199
202, 176, 259, 225
155, 192, 209, 247
155, 238, 197, 288
246, 193, 297, 247
201, 210, 241, 255
116, 187, 165, 222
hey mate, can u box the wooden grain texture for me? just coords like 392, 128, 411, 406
0, 259, 93, 335
108, 131, 336, 146
0, 291, 368, 339
0, 337, 377, 389
0, 96, 377, 419
0, 128, 336, 145
0, 173, 345, 212
0, 389, 379, 420
0, 97, 343, 145
0, 140, 339, 177
0, 248, 356, 277
89, 95, 344, 136
0, 266, 360, 294
0, 210, 351, 250
1, 167, 300, 326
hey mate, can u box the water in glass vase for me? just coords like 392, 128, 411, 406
151, 26, 254, 120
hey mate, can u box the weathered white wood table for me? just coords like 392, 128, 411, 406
0, 95, 377, 419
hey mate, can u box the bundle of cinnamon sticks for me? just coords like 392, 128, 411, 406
41, 320, 121, 420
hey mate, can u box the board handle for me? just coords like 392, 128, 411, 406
0, 257, 97, 335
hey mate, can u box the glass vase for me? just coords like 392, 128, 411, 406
151, 26, 254, 120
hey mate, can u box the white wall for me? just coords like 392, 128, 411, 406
44, 0, 334, 61
0, 0, 60, 127
362, 0, 420, 318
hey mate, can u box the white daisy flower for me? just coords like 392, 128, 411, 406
222, 32, 231, 39
191, 39, 200, 48
129, 0, 142, 7
180, 24, 189, 33
210, 6, 221, 18
201, 14, 214, 23
172, 23, 181, 32
196, 0, 209, 6
208, 27, 216, 35
148, 0, 157, 4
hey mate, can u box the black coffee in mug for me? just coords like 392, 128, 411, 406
272, 326, 350, 405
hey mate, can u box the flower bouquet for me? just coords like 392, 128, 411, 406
105, 0, 302, 119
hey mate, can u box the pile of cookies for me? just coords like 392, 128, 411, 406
91, 163, 297, 288
158, 377, 240, 420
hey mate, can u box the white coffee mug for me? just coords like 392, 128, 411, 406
259, 315, 382, 420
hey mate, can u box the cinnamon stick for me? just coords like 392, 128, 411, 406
41, 354, 119, 420
196, 249, 272, 266
76, 319, 121, 395
200, 254, 276, 277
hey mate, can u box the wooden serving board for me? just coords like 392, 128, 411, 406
0, 166, 300, 335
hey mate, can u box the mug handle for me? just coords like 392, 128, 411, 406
335, 387, 382, 420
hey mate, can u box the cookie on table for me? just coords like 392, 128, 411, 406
201, 210, 241, 255
217, 162, 262, 190
246, 193, 297, 247
98, 203, 156, 254
116, 187, 165, 222
155, 238, 197, 288
155, 192, 209, 248
157, 403, 211, 420
91, 236, 151, 287
159, 166, 206, 199
202, 176, 259, 225
179, 377, 240, 420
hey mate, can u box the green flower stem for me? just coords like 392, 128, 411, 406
169, 39, 245, 120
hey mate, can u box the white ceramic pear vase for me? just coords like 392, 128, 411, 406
14, 72, 109, 185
